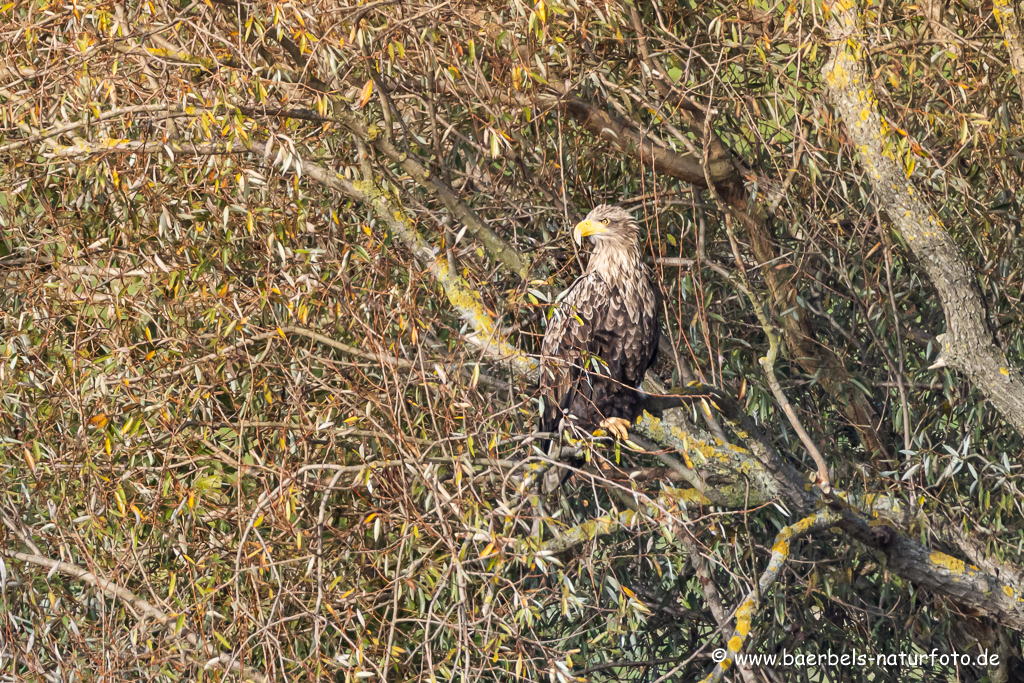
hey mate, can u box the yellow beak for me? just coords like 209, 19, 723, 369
573, 219, 608, 245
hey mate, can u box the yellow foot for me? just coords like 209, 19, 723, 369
598, 417, 631, 441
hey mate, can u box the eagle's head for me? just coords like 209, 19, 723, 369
572, 205, 645, 283
572, 204, 640, 249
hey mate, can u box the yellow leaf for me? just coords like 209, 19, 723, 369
358, 79, 374, 108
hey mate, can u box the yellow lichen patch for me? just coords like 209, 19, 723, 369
734, 601, 753, 636
671, 488, 713, 506
698, 442, 727, 463
726, 443, 751, 455
1001, 367, 1011, 376
637, 412, 706, 461
791, 514, 823, 534
1003, 585, 1015, 598
930, 551, 966, 574
728, 635, 744, 652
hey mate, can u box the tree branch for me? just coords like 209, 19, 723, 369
823, 0, 1024, 435
532, 89, 743, 200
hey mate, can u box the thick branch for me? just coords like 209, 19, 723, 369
835, 507, 1024, 631
301, 153, 539, 377
533, 90, 743, 199
823, 0, 1024, 435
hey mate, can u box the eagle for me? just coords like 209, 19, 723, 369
539, 205, 661, 445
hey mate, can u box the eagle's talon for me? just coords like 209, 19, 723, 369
598, 417, 631, 441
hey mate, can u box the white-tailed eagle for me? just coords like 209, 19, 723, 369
539, 205, 660, 443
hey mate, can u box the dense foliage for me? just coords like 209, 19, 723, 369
1, 0, 1023, 681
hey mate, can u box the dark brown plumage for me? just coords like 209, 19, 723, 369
539, 205, 660, 444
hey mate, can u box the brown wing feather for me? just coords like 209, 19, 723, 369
579, 268, 659, 425
540, 267, 661, 436
539, 274, 612, 434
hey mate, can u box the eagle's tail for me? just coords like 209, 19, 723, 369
537, 365, 582, 456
